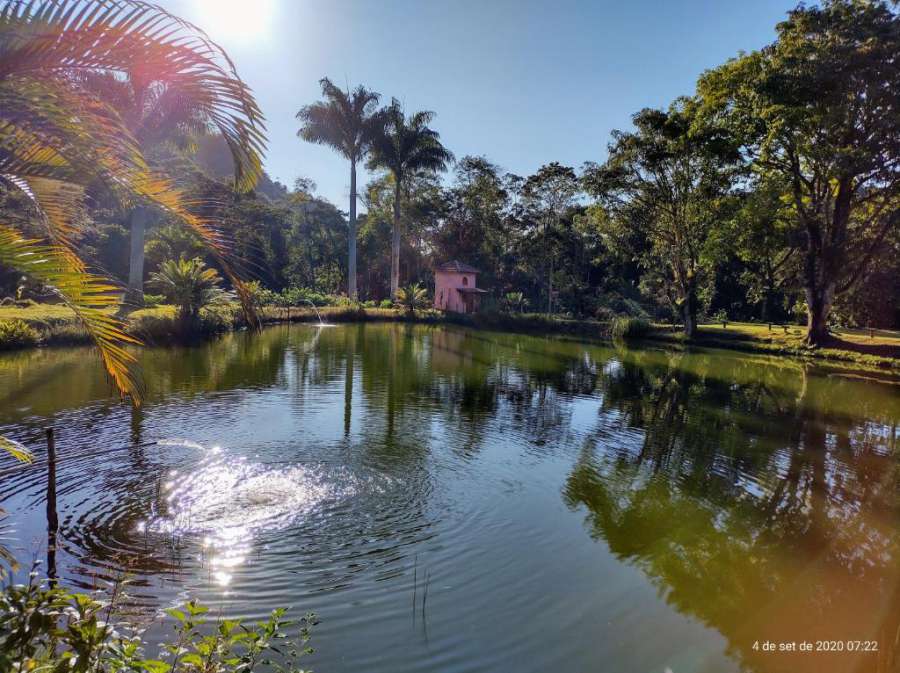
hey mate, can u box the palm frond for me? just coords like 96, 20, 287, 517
0, 0, 266, 191
0, 224, 144, 402
0, 0, 267, 402
0, 436, 32, 463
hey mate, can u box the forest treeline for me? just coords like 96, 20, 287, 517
1, 0, 897, 344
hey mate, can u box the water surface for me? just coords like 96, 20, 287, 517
1, 323, 899, 673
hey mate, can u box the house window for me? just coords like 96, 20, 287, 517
462, 276, 469, 286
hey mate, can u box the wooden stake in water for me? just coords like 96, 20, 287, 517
46, 427, 58, 584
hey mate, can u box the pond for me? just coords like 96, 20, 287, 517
1, 323, 899, 673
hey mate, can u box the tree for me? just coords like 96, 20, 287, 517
0, 0, 265, 429
368, 100, 453, 299
149, 257, 225, 328
698, 0, 900, 344
521, 163, 579, 314
583, 101, 741, 336
725, 174, 798, 325
297, 78, 382, 300
435, 156, 510, 289
396, 282, 428, 315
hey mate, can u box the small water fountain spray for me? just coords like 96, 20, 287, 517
304, 299, 334, 327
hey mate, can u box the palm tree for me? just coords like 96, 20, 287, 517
0, 0, 265, 456
396, 282, 428, 315
296, 78, 382, 300
368, 100, 453, 299
80, 71, 231, 309
149, 257, 225, 326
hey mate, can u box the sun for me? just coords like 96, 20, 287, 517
194, 0, 275, 43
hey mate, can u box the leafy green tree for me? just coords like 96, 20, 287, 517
698, 0, 900, 344
434, 157, 510, 285
368, 100, 453, 298
725, 175, 798, 325
583, 101, 741, 336
521, 162, 579, 314
297, 78, 383, 299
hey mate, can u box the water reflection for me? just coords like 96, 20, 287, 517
1, 324, 898, 673
564, 349, 900, 673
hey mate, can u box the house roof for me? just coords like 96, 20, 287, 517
435, 260, 479, 274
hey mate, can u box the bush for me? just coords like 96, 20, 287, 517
362, 300, 377, 308
610, 316, 651, 339
379, 299, 394, 309
43, 322, 91, 345
244, 280, 278, 308
278, 287, 335, 307
0, 571, 316, 673
142, 293, 166, 307
0, 319, 39, 350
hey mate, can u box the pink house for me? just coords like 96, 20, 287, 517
434, 260, 487, 313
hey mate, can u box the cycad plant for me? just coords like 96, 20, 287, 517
297, 78, 382, 300
396, 282, 428, 315
0, 0, 265, 456
149, 258, 225, 326
368, 100, 453, 299
504, 292, 529, 313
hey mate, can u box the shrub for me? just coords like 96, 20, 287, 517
396, 283, 428, 315
0, 571, 316, 673
278, 287, 334, 307
148, 258, 226, 327
379, 299, 394, 309
142, 293, 166, 307
244, 280, 278, 308
610, 316, 651, 339
502, 292, 529, 313
362, 300, 377, 308
43, 322, 91, 345
0, 319, 39, 350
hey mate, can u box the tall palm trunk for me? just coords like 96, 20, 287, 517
390, 176, 401, 299
348, 159, 358, 300
125, 206, 151, 306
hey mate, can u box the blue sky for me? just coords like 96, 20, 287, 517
161, 0, 800, 210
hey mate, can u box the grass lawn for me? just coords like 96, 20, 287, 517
648, 320, 900, 370
695, 321, 900, 355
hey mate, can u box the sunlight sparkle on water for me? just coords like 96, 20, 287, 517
143, 441, 360, 588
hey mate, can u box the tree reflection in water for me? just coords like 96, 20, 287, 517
565, 349, 900, 673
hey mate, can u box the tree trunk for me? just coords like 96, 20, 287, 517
681, 288, 697, 339
125, 206, 151, 308
390, 178, 401, 300
801, 221, 836, 347
804, 282, 834, 346
348, 160, 358, 300
547, 257, 554, 315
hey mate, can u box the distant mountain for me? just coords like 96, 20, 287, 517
193, 134, 290, 202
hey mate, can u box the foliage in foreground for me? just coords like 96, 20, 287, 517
0, 571, 315, 673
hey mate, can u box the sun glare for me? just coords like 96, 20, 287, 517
194, 0, 274, 43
